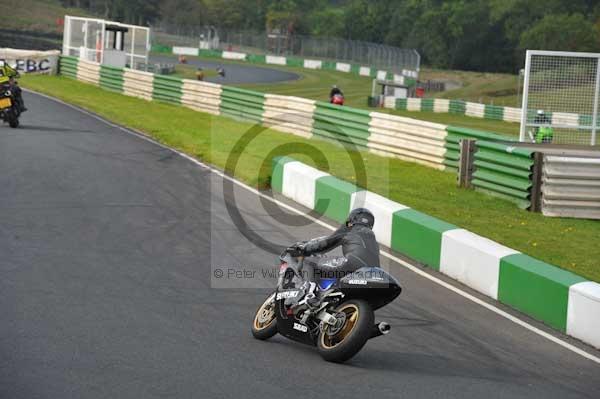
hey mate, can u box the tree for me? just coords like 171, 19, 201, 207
341, 0, 389, 42
56, 0, 600, 73
519, 13, 600, 53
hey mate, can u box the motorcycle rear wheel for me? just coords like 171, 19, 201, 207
317, 299, 373, 363
8, 109, 19, 128
251, 293, 278, 340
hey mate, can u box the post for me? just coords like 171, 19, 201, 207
371, 79, 377, 98
145, 27, 150, 67
591, 57, 600, 145
519, 51, 532, 142
62, 16, 71, 56
516, 69, 523, 107
131, 26, 136, 68
529, 152, 544, 212
83, 20, 89, 60
458, 139, 477, 188
99, 21, 105, 64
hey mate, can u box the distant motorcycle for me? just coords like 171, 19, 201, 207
331, 93, 345, 106
0, 84, 21, 128
251, 243, 402, 363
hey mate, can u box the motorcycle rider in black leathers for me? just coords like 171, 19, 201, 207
293, 208, 379, 306
329, 85, 343, 103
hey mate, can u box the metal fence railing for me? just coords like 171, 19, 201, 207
151, 26, 420, 75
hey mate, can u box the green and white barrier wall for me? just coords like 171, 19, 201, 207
154, 45, 418, 86
383, 96, 600, 130
220, 86, 265, 123
368, 112, 447, 170
313, 102, 371, 147
181, 79, 222, 115
99, 64, 124, 92
271, 157, 600, 349
262, 94, 316, 138
58, 56, 78, 79
153, 74, 183, 104
388, 97, 522, 123
123, 69, 154, 101
58, 56, 535, 209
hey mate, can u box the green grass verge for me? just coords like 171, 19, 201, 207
422, 68, 520, 106
21, 75, 600, 283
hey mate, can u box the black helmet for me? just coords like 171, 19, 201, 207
347, 208, 375, 229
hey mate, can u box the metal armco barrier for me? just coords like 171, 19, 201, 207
444, 126, 512, 171
471, 141, 535, 209
541, 156, 600, 219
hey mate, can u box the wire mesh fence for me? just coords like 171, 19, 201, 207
151, 25, 420, 75
520, 50, 600, 146
63, 16, 150, 69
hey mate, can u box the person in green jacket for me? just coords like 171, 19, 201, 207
534, 110, 553, 143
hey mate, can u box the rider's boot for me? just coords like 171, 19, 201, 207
304, 282, 320, 308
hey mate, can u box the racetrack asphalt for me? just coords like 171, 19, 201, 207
0, 92, 599, 399
150, 54, 300, 85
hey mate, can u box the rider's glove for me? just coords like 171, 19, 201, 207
287, 241, 307, 257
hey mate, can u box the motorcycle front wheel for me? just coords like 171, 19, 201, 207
251, 293, 278, 340
317, 299, 373, 363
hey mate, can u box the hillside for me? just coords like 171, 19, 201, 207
8, 0, 90, 34
1, 0, 91, 50
421, 69, 520, 107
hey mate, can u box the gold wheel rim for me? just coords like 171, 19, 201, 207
253, 296, 276, 331
320, 303, 359, 349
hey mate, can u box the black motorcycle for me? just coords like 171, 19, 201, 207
0, 85, 20, 128
251, 244, 402, 363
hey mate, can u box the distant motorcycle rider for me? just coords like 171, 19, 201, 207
292, 208, 379, 306
329, 85, 343, 102
0, 61, 26, 112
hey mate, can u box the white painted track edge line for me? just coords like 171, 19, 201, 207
25, 88, 600, 365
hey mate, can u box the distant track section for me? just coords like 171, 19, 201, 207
150, 54, 300, 84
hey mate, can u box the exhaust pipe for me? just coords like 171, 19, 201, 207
370, 322, 391, 338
